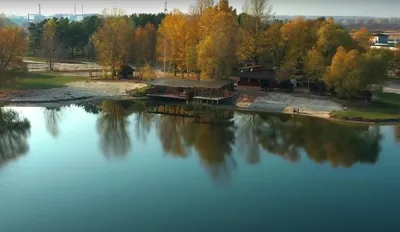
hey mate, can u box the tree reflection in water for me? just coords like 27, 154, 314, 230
97, 101, 131, 158
43, 107, 63, 138
0, 108, 31, 166
153, 105, 237, 183
237, 112, 382, 168
395, 125, 400, 143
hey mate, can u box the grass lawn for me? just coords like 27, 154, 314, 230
331, 92, 400, 121
24, 55, 94, 64
24, 56, 46, 62
0, 72, 86, 91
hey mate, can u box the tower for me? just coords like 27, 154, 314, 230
82, 4, 84, 15
74, 4, 76, 15
163, 0, 167, 73
38, 3, 41, 15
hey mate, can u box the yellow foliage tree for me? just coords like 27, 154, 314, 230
305, 46, 326, 81
0, 26, 27, 76
353, 26, 371, 51
94, 8, 133, 78
197, 4, 240, 80
324, 46, 347, 89
157, 9, 195, 77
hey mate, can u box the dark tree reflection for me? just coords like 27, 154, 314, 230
78, 102, 100, 114
131, 101, 153, 143
152, 105, 237, 183
395, 125, 400, 143
0, 108, 31, 166
156, 115, 188, 157
237, 112, 382, 167
43, 107, 63, 138
97, 101, 131, 157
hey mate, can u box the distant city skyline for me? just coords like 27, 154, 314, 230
1, 0, 399, 17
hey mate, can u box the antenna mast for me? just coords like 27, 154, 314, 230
163, 0, 167, 74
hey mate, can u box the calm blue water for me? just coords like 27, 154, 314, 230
1, 101, 400, 232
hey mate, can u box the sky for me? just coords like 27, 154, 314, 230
1, 0, 399, 17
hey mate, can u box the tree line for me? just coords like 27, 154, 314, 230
1, 0, 400, 95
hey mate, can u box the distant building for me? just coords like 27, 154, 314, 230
370, 33, 389, 44
369, 33, 398, 51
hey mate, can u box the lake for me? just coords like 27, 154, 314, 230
1, 100, 400, 232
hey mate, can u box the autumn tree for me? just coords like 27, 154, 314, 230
240, 0, 273, 64
41, 19, 62, 71
263, 21, 287, 70
196, 0, 240, 80
316, 19, 354, 65
157, 9, 193, 76
189, 0, 214, 15
324, 46, 347, 90
325, 47, 392, 97
133, 22, 157, 66
305, 46, 326, 81
353, 26, 371, 51
0, 26, 27, 76
94, 8, 133, 78
279, 17, 311, 79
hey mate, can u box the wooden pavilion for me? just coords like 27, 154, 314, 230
146, 78, 235, 105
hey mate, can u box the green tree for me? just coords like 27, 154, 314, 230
41, 19, 62, 71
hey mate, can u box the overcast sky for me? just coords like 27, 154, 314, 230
1, 0, 399, 17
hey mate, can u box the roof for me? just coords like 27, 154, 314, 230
234, 69, 276, 80
372, 33, 388, 37
148, 78, 233, 89
237, 65, 264, 70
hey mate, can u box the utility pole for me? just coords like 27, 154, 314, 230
163, 0, 167, 74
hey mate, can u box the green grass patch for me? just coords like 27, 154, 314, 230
24, 56, 46, 62
0, 72, 86, 91
331, 92, 400, 121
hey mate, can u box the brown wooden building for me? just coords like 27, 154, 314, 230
235, 65, 276, 87
147, 78, 235, 105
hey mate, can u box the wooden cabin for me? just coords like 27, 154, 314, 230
147, 78, 235, 105
118, 65, 135, 79
234, 65, 294, 92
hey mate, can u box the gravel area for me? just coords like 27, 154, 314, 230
2, 81, 147, 102
236, 92, 344, 118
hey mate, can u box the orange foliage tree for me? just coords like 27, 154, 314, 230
0, 26, 27, 75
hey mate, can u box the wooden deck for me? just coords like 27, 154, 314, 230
146, 93, 189, 100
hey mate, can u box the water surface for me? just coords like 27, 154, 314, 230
1, 101, 400, 232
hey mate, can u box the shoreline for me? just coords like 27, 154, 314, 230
1, 80, 399, 125
2, 95, 399, 125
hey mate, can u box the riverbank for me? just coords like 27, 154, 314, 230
1, 80, 343, 119
2, 78, 400, 124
